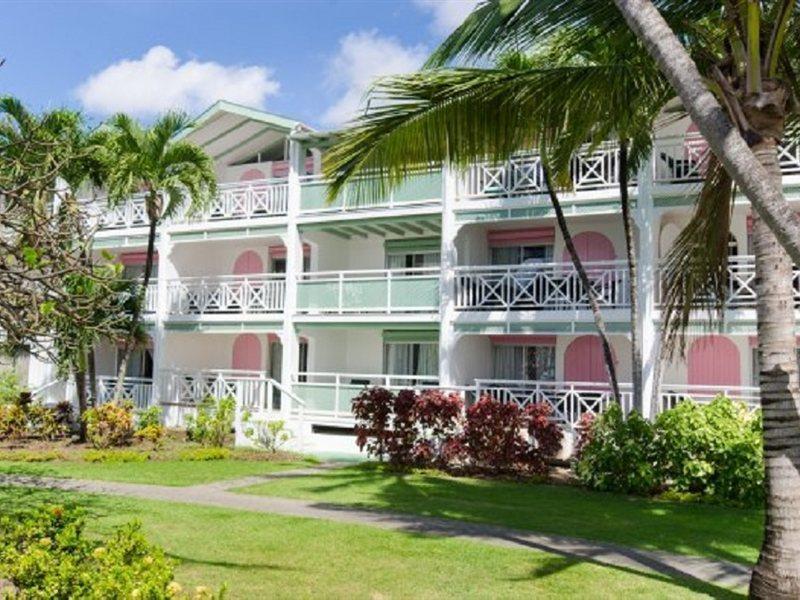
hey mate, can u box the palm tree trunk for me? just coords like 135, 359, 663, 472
612, 0, 800, 266
749, 140, 800, 599
618, 140, 643, 413
114, 215, 157, 399
542, 166, 622, 401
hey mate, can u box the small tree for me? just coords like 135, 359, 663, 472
105, 113, 216, 396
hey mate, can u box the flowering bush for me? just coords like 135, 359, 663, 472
185, 396, 235, 448
351, 388, 562, 476
0, 504, 223, 599
83, 402, 135, 449
0, 404, 27, 441
135, 406, 166, 450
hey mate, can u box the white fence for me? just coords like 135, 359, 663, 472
167, 275, 285, 316
191, 179, 288, 222
657, 383, 760, 412
465, 143, 624, 198
96, 376, 153, 410
455, 260, 629, 311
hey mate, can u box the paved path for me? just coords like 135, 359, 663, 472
0, 469, 751, 591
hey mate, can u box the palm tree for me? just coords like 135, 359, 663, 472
323, 38, 670, 411
105, 113, 216, 397
398, 1, 800, 595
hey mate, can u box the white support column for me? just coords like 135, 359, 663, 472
438, 163, 460, 389
279, 134, 304, 418
150, 227, 174, 412
635, 152, 660, 419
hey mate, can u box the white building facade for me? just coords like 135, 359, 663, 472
25, 101, 800, 454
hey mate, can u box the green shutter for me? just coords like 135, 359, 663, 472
384, 237, 440, 253
382, 329, 439, 343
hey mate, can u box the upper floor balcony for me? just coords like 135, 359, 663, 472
296, 267, 440, 316
166, 274, 285, 317
455, 260, 630, 312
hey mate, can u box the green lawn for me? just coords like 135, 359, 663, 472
0, 458, 312, 486
236, 463, 763, 566
0, 486, 742, 599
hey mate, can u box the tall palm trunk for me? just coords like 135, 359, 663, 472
114, 194, 159, 399
542, 166, 621, 400
618, 140, 643, 413
749, 139, 800, 599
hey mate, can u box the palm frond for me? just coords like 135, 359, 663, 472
660, 156, 735, 359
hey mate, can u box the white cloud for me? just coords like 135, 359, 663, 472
75, 46, 280, 117
413, 0, 479, 35
321, 31, 427, 126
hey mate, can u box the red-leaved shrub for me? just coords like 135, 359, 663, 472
352, 387, 394, 461
413, 390, 463, 468
574, 412, 596, 458
463, 397, 529, 473
524, 402, 564, 473
387, 389, 417, 467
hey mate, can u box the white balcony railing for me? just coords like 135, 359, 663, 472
188, 178, 288, 222
657, 255, 800, 309
297, 267, 440, 314
654, 134, 800, 183
465, 142, 624, 199
455, 260, 629, 311
144, 282, 158, 313
476, 379, 633, 427
96, 376, 153, 410
93, 194, 149, 230
658, 383, 760, 412
167, 274, 285, 316
160, 368, 305, 416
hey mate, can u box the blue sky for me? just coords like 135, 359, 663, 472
1, 1, 477, 130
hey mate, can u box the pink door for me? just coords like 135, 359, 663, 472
562, 231, 615, 263
233, 250, 263, 275
232, 334, 262, 371
564, 335, 610, 382
688, 335, 740, 387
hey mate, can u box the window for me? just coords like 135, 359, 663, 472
116, 347, 153, 379
492, 345, 555, 381
386, 251, 440, 270
491, 244, 553, 266
298, 341, 308, 382
383, 343, 439, 378
270, 255, 310, 273
122, 263, 158, 281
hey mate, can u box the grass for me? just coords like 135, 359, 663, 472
0, 457, 313, 486
0, 485, 743, 599
236, 463, 763, 566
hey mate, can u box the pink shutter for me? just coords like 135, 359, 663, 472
564, 335, 611, 383
688, 335, 740, 387
562, 231, 615, 263
233, 250, 263, 275
232, 334, 262, 371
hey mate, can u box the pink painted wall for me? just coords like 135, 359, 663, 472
232, 334, 262, 371
233, 250, 263, 275
487, 227, 555, 247
688, 335, 741, 387
239, 168, 266, 182
561, 231, 615, 263
120, 251, 158, 266
564, 335, 611, 382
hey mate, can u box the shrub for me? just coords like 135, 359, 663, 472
653, 396, 763, 506
413, 390, 464, 468
0, 504, 221, 599
136, 406, 166, 450
0, 370, 22, 405
243, 416, 292, 453
524, 402, 564, 474
352, 387, 394, 461
185, 396, 235, 448
27, 404, 68, 441
178, 447, 232, 461
83, 402, 135, 449
386, 389, 417, 467
0, 450, 63, 462
575, 403, 658, 495
462, 397, 528, 473
0, 404, 27, 441
84, 449, 148, 463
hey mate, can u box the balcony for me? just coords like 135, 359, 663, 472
455, 261, 629, 312
96, 376, 153, 410
653, 134, 800, 183
656, 255, 800, 309
184, 178, 288, 222
299, 170, 442, 214
297, 267, 440, 315
167, 274, 285, 317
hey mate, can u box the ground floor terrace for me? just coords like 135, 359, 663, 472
30, 322, 759, 455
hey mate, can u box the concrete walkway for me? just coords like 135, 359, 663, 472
0, 469, 751, 591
